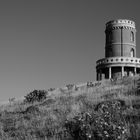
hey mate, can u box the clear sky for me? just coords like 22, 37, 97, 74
0, 0, 140, 101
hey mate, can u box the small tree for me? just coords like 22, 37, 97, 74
24, 90, 48, 103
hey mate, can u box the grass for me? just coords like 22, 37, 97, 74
0, 76, 139, 139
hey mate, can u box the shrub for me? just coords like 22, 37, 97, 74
24, 106, 40, 114
48, 88, 55, 92
9, 98, 16, 104
24, 90, 48, 103
66, 84, 74, 90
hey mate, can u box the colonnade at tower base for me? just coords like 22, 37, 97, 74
97, 66, 140, 81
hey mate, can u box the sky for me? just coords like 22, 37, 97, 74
0, 0, 140, 101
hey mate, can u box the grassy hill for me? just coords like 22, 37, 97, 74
0, 76, 140, 140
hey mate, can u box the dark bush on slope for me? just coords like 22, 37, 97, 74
24, 90, 48, 103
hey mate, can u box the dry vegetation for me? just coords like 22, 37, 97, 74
0, 76, 140, 139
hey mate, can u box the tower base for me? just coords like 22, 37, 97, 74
96, 57, 140, 80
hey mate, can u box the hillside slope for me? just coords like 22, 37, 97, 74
0, 76, 140, 140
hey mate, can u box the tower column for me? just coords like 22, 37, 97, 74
109, 67, 112, 79
122, 66, 124, 77
96, 72, 98, 81
97, 70, 101, 81
96, 71, 99, 81
97, 69, 102, 81
134, 67, 137, 75
100, 69, 102, 80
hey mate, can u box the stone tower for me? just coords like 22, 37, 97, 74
96, 19, 140, 80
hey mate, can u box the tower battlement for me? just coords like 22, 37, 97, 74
106, 19, 135, 29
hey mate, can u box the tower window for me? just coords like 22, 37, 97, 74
130, 48, 134, 57
130, 31, 134, 42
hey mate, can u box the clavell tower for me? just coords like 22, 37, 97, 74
96, 19, 140, 80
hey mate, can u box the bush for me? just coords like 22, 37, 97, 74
48, 88, 55, 92
66, 84, 74, 90
24, 90, 48, 103
25, 106, 40, 114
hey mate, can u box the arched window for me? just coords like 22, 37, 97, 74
130, 48, 134, 57
130, 31, 134, 42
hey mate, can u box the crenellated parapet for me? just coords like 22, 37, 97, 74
106, 19, 135, 31
105, 26, 136, 32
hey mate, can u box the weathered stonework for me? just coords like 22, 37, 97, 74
96, 19, 140, 80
